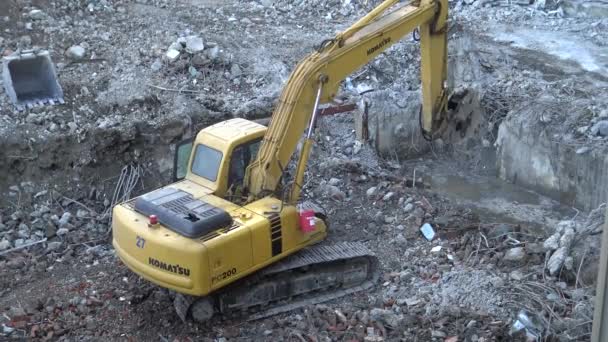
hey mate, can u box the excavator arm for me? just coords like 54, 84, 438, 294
245, 0, 449, 203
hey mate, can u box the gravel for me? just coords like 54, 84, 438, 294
426, 269, 509, 318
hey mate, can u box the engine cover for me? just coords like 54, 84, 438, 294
134, 187, 232, 238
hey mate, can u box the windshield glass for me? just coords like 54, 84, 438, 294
191, 144, 223, 182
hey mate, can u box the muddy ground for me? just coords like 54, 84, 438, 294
1, 0, 607, 341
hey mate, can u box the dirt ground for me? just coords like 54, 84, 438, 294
1, 0, 607, 341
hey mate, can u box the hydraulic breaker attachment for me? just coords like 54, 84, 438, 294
2, 50, 64, 110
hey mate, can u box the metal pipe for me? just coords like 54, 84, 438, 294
306, 82, 324, 139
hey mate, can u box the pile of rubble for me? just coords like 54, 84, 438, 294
299, 112, 602, 340
0, 185, 109, 255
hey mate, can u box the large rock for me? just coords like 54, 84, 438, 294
369, 308, 403, 329
46, 241, 62, 252
557, 220, 577, 233
165, 49, 180, 62
28, 9, 46, 20
45, 223, 56, 238
0, 239, 10, 251
66, 45, 86, 60
56, 228, 69, 236
230, 64, 242, 79
559, 228, 575, 249
184, 36, 205, 54
543, 233, 560, 251
591, 121, 608, 137
504, 247, 526, 262
58, 212, 72, 227
366, 186, 377, 198
547, 247, 568, 275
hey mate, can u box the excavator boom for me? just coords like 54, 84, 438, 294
245, 0, 448, 201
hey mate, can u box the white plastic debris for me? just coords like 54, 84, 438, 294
510, 310, 542, 341
420, 223, 436, 241
431, 246, 442, 252
2, 324, 15, 334
165, 49, 180, 62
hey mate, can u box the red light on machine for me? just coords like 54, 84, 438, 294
149, 215, 158, 225
298, 210, 316, 233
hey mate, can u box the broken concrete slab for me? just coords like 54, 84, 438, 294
165, 49, 180, 62
2, 50, 64, 111
65, 45, 86, 60
184, 35, 204, 54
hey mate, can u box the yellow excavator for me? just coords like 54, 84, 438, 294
112, 0, 450, 322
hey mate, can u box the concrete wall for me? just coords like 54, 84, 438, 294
496, 113, 608, 211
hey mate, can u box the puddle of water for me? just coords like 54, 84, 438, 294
423, 171, 576, 233
426, 174, 542, 206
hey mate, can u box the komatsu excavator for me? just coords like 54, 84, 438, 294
112, 0, 450, 322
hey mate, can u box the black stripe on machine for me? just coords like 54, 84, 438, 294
269, 214, 282, 257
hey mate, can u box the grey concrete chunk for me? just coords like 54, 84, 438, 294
0, 239, 10, 251
184, 36, 204, 54
504, 247, 526, 262
590, 120, 608, 137
66, 45, 86, 60
547, 246, 568, 275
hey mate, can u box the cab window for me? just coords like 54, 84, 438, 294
191, 144, 223, 182
228, 139, 261, 189
173, 138, 193, 181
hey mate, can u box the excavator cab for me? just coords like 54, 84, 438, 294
2, 50, 64, 110
171, 118, 267, 198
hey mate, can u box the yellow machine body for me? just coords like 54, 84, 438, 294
112, 119, 327, 296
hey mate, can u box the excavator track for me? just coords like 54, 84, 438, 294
175, 241, 379, 322
246, 241, 380, 321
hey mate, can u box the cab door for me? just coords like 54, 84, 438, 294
223, 138, 262, 200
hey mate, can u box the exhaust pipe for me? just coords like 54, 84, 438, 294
2, 50, 65, 111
